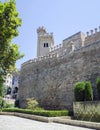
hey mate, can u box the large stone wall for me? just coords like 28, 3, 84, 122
18, 41, 100, 110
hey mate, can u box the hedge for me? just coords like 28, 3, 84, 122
74, 82, 85, 101
2, 108, 69, 117
74, 81, 93, 101
84, 81, 93, 101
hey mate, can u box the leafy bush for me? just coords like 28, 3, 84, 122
74, 82, 85, 101
96, 77, 100, 99
2, 108, 69, 117
26, 98, 39, 110
0, 97, 6, 109
0, 98, 14, 109
4, 103, 14, 108
84, 81, 93, 101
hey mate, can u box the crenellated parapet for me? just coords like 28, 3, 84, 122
22, 26, 100, 70
37, 26, 46, 35
21, 53, 59, 69
50, 43, 63, 51
21, 42, 78, 69
49, 43, 63, 56
49, 31, 86, 56
86, 26, 100, 36
85, 26, 100, 45
37, 26, 53, 37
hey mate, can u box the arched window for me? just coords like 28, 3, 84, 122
44, 43, 49, 47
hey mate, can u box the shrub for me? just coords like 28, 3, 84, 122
4, 103, 14, 108
2, 108, 69, 117
74, 81, 94, 101
84, 81, 93, 101
0, 97, 6, 109
96, 77, 100, 99
74, 82, 85, 101
26, 98, 39, 110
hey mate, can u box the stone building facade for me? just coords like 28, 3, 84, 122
4, 74, 12, 97
18, 26, 100, 110
11, 71, 20, 99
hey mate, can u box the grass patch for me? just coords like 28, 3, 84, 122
2, 108, 69, 117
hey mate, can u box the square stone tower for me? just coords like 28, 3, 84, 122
37, 26, 54, 57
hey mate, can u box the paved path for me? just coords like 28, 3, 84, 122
0, 115, 96, 130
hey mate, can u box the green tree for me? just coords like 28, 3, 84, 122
84, 81, 93, 101
0, 0, 24, 96
96, 77, 100, 99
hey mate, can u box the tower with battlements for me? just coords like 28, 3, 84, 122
37, 26, 54, 57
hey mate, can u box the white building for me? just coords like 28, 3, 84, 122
4, 74, 12, 97
11, 71, 20, 99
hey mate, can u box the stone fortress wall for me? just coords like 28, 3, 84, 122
18, 26, 100, 110
21, 26, 100, 67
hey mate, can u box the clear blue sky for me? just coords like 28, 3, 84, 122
2, 0, 100, 69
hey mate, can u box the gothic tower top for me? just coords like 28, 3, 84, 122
37, 26, 54, 57
37, 26, 46, 35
